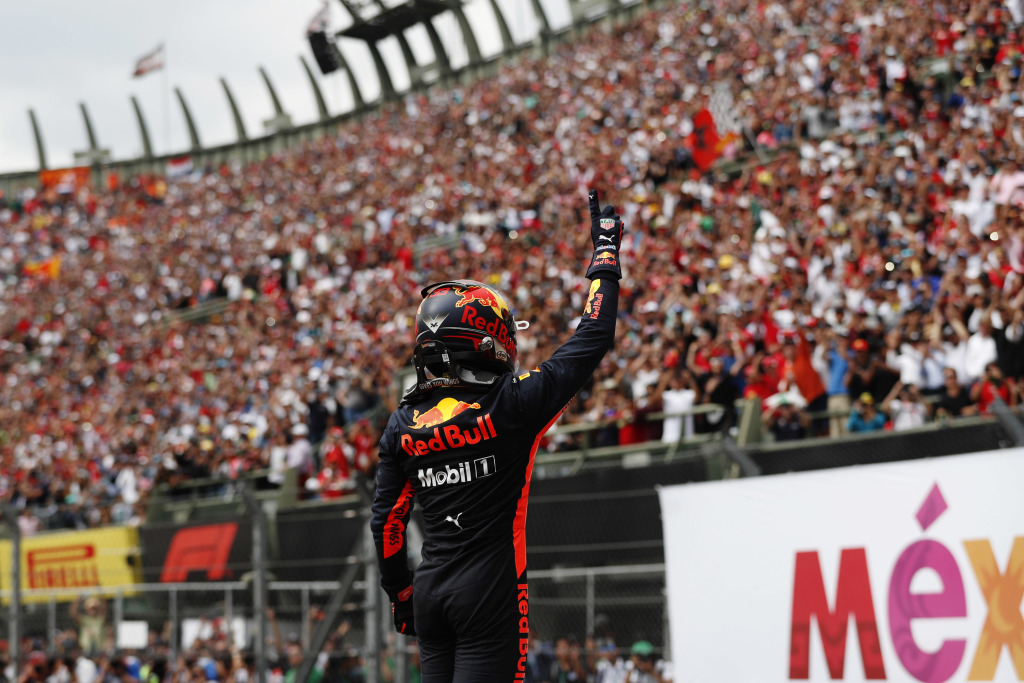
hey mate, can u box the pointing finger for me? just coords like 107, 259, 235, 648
588, 189, 601, 221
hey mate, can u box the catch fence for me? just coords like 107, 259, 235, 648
0, 564, 667, 683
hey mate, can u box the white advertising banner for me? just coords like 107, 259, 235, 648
658, 449, 1024, 683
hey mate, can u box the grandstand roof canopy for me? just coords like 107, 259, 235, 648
338, 0, 460, 42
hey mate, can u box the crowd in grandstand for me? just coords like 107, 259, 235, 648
2, 0, 1024, 526
2, 0, 1024, 674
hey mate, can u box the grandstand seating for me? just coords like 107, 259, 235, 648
1, 0, 1024, 674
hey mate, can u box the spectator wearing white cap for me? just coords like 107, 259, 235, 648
286, 424, 314, 493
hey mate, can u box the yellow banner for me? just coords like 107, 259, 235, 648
0, 527, 142, 604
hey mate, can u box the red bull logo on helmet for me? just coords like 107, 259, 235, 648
460, 305, 515, 352
454, 286, 510, 318
409, 397, 481, 430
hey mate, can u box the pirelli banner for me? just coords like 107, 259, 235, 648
0, 527, 142, 604
140, 519, 252, 583
658, 449, 1024, 683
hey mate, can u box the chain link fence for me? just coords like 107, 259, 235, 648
0, 563, 666, 681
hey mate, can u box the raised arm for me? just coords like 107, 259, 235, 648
511, 190, 624, 430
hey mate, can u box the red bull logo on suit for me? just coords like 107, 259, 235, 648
402, 398, 498, 456
409, 397, 481, 430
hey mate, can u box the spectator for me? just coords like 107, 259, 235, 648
654, 369, 699, 444
696, 356, 739, 435
881, 382, 929, 431
286, 424, 315, 493
323, 647, 365, 683
848, 393, 887, 433
762, 396, 811, 442
598, 640, 672, 683
70, 597, 107, 656
846, 339, 899, 406
547, 635, 587, 683
934, 368, 977, 420
780, 333, 829, 436
971, 362, 1016, 414
824, 331, 852, 436
965, 315, 1000, 384
17, 507, 40, 537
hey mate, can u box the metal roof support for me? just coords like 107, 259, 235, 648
366, 41, 397, 100
220, 78, 249, 142
334, 44, 367, 109
79, 102, 100, 150
422, 18, 454, 79
259, 67, 293, 133
28, 109, 47, 170
258, 67, 287, 119
530, 0, 552, 35
450, 4, 484, 62
484, 0, 515, 53
369, 0, 426, 87
130, 96, 154, 159
299, 55, 331, 121
174, 87, 202, 151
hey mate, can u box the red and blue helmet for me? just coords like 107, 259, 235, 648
413, 280, 523, 387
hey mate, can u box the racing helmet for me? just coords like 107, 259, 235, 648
412, 279, 525, 388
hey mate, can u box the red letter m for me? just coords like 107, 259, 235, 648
160, 523, 238, 582
789, 549, 886, 679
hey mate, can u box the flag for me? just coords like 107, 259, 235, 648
39, 167, 91, 193
307, 3, 330, 35
166, 156, 194, 179
687, 108, 722, 172
687, 106, 740, 172
133, 44, 164, 78
22, 256, 62, 280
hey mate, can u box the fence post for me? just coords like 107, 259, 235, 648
300, 586, 310, 654
170, 587, 178, 661
364, 524, 381, 683
47, 595, 56, 656
114, 589, 124, 644
394, 630, 408, 683
225, 587, 233, 645
2, 504, 21, 675
585, 570, 595, 641
235, 481, 269, 683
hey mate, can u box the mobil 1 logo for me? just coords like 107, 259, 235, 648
417, 455, 496, 489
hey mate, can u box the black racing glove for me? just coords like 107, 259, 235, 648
387, 584, 416, 637
585, 189, 624, 280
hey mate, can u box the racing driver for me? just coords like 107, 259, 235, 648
371, 190, 623, 681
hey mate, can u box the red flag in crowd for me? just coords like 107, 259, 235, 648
688, 108, 733, 172
133, 44, 165, 78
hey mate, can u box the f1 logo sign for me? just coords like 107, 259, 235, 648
160, 523, 238, 583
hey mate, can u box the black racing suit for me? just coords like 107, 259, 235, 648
370, 277, 619, 682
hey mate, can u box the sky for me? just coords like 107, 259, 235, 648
0, 0, 574, 174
